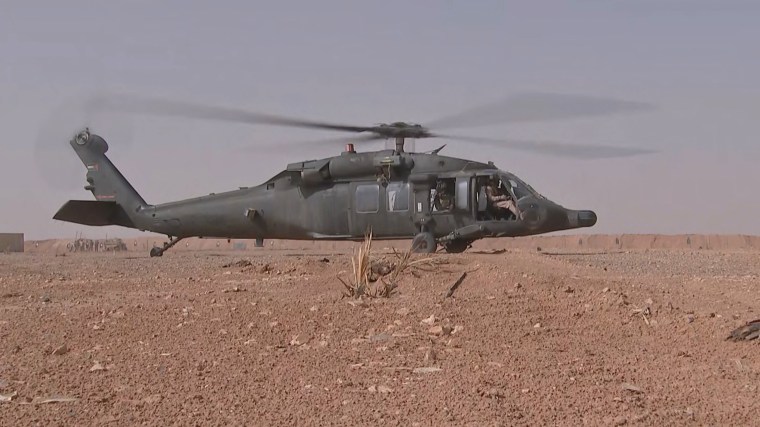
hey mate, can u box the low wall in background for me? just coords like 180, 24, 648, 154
0, 233, 24, 252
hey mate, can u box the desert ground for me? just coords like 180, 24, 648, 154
1, 236, 759, 425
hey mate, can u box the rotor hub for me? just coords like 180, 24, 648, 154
372, 122, 431, 139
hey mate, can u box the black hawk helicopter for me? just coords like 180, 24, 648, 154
52, 93, 653, 256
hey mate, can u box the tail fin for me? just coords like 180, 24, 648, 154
70, 129, 147, 210
54, 129, 148, 227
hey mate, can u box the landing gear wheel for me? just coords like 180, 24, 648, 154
412, 232, 437, 253
148, 236, 184, 257
444, 240, 470, 254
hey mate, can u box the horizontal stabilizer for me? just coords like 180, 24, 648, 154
53, 200, 135, 227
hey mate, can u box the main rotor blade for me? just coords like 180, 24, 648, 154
88, 94, 374, 134
434, 134, 656, 159
245, 134, 385, 151
425, 92, 653, 130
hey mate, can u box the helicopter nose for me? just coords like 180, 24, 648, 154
569, 210, 597, 228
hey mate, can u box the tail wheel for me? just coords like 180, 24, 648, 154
412, 232, 437, 253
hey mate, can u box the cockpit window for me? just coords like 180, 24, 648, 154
501, 174, 544, 200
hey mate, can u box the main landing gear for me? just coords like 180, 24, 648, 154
412, 232, 437, 253
150, 236, 184, 257
443, 239, 471, 254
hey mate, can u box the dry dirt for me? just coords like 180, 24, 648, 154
1, 245, 758, 425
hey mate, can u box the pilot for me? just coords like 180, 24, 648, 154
433, 180, 453, 211
485, 179, 518, 218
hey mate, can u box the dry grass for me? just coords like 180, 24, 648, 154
339, 230, 373, 298
340, 231, 432, 299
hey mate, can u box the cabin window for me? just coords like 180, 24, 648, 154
455, 177, 469, 210
387, 182, 409, 212
355, 184, 379, 213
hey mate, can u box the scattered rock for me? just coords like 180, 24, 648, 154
621, 382, 643, 394
1, 391, 17, 402
1, 292, 21, 298
347, 299, 368, 308
51, 345, 69, 356
484, 388, 504, 399
727, 319, 760, 341
613, 415, 627, 426
685, 407, 695, 420
289, 334, 308, 346
427, 325, 453, 336
420, 315, 436, 325
602, 287, 610, 293
377, 385, 393, 394
424, 348, 437, 363
90, 362, 106, 372
533, 323, 541, 329
223, 259, 252, 268
370, 260, 393, 277
142, 394, 163, 404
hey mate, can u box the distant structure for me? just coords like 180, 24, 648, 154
0, 233, 24, 252
67, 237, 127, 253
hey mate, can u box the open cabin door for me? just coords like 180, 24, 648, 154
408, 174, 476, 235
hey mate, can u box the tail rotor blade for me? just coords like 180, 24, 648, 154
35, 96, 134, 190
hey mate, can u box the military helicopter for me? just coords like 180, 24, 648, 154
52, 93, 653, 256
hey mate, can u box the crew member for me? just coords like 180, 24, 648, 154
433, 180, 453, 211
485, 179, 518, 218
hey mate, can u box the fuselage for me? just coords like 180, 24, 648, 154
136, 149, 597, 241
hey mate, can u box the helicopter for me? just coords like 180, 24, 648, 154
52, 93, 653, 256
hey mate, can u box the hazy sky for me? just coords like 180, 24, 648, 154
2, 1, 760, 240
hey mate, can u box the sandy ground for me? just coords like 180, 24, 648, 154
1, 246, 758, 425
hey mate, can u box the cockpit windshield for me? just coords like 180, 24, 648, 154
500, 173, 544, 200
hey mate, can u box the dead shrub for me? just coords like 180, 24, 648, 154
340, 231, 432, 299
